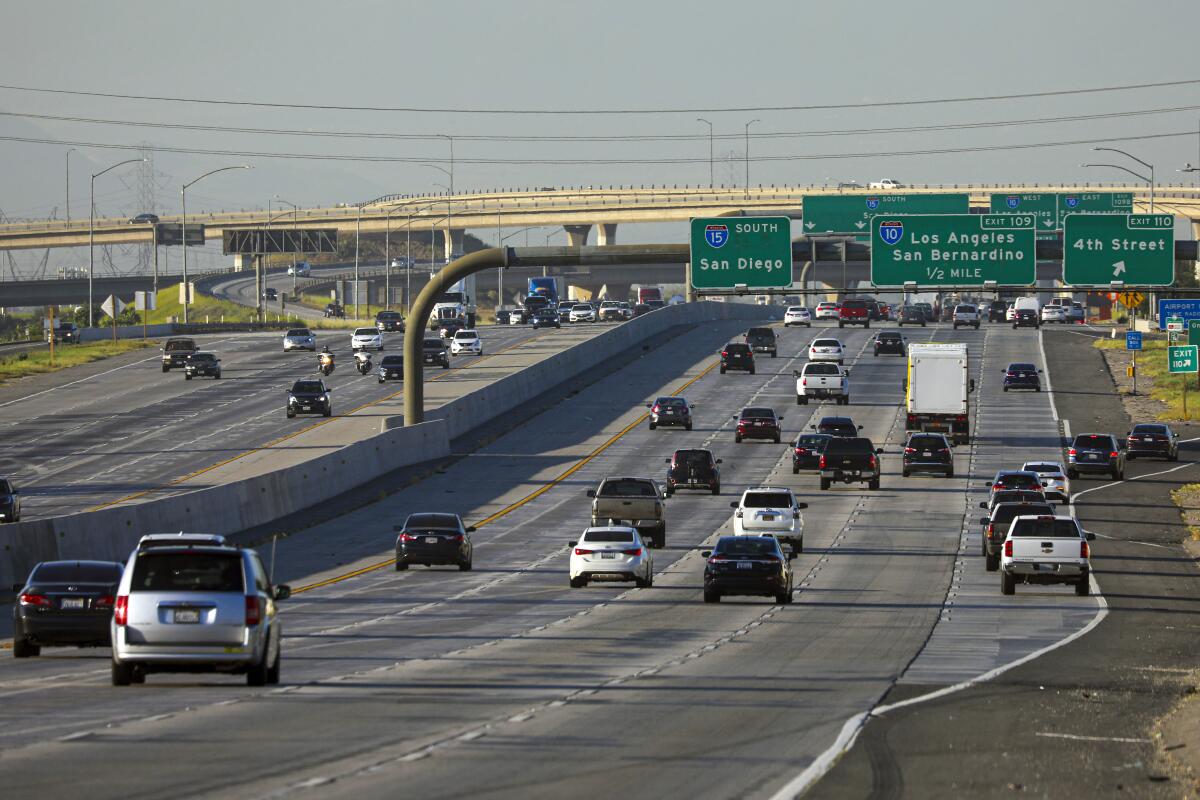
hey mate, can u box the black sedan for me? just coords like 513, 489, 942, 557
395, 512, 475, 571
184, 352, 222, 380
702, 535, 793, 604
873, 331, 906, 356
902, 432, 954, 477
647, 396, 694, 430
12, 560, 125, 657
1002, 362, 1042, 392
792, 433, 832, 473
531, 308, 561, 329
812, 415, 862, 438
377, 354, 404, 383
1013, 309, 1039, 328
1126, 423, 1179, 461
423, 337, 450, 368
0, 477, 20, 523
664, 449, 721, 495
287, 379, 332, 418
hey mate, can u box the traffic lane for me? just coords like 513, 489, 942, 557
806, 323, 1199, 798
4, 325, 542, 517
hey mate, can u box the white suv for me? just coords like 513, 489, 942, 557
351, 327, 384, 351
952, 304, 980, 330
450, 329, 483, 356
110, 542, 290, 686
730, 487, 807, 553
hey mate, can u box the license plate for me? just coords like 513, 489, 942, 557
1143, 437, 1153, 442
425, 536, 439, 544
737, 561, 752, 570
61, 598, 84, 610
923, 451, 932, 456
762, 514, 777, 521
1085, 454, 1099, 461
601, 552, 616, 559
174, 609, 200, 624
301, 404, 312, 410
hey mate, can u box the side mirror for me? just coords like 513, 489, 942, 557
793, 370, 802, 377
1038, 369, 1043, 373
787, 552, 797, 561
11, 583, 23, 593
969, 379, 976, 393
1041, 482, 1049, 487
690, 404, 697, 409
875, 448, 884, 454
979, 501, 989, 509
778, 416, 784, 421
645, 403, 652, 408
716, 459, 723, 464
857, 425, 864, 430
809, 424, 816, 430
273, 585, 292, 601
466, 526, 477, 533
985, 482, 993, 487
567, 540, 575, 548
1086, 532, 1096, 541
701, 550, 712, 558
586, 489, 596, 498
393, 525, 403, 532
797, 502, 808, 509
979, 517, 991, 526
665, 458, 672, 464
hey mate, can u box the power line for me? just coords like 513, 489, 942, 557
2, 104, 1198, 142
0, 77, 1197, 115
0, 129, 1195, 165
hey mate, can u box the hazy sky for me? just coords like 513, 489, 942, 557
1, 0, 1198, 264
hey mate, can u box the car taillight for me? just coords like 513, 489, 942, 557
652, 405, 660, 414
802, 379, 807, 386
1109, 451, 1119, 458
1004, 540, 1013, 558
956, 415, 967, 422
245, 596, 262, 626
451, 534, 465, 542
904, 447, 916, 454
114, 595, 128, 626
721, 350, 728, 357
400, 533, 419, 542
986, 523, 995, 539
1081, 540, 1090, 559
868, 455, 877, 468
574, 548, 593, 556
1006, 372, 1015, 377
95, 595, 115, 609
708, 555, 732, 563
622, 548, 643, 557
1068, 448, 1077, 457
796, 448, 808, 455
18, 592, 51, 608
819, 455, 826, 469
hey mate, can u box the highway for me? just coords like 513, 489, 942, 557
0, 320, 1131, 799
0, 320, 613, 519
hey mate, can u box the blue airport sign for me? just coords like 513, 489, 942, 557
1157, 299, 1200, 331
1126, 331, 1142, 351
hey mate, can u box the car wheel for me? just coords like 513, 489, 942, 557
215, 372, 221, 380
774, 434, 781, 444
378, 378, 385, 384
185, 374, 192, 381
1001, 572, 1016, 595
946, 468, 954, 478
1075, 576, 1091, 596
112, 658, 133, 686
749, 367, 755, 374
654, 528, 666, 549
793, 464, 800, 474
685, 422, 693, 431
838, 322, 844, 328
570, 576, 587, 589
266, 647, 281, 685
1170, 451, 1179, 462
458, 560, 473, 572
775, 590, 792, 605
1127, 453, 1136, 460
902, 468, 910, 477
797, 395, 806, 405
1013, 324, 1018, 329
703, 590, 720, 604
720, 367, 726, 374
648, 422, 656, 430
986, 552, 1000, 572
12, 636, 38, 658
161, 365, 169, 373
974, 322, 980, 329
1003, 386, 1008, 392
1067, 469, 1077, 479
395, 559, 408, 571
247, 649, 270, 687
635, 574, 653, 589
820, 478, 830, 491
286, 410, 295, 419
323, 407, 332, 417
869, 477, 880, 490
772, 351, 777, 358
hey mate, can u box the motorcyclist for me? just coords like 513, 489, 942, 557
318, 346, 335, 376
354, 350, 372, 375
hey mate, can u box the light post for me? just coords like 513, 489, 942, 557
1089, 147, 1155, 212
65, 148, 76, 224
423, 164, 455, 262
273, 196, 299, 296
182, 165, 251, 324
744, 119, 760, 195
696, 118, 713, 188
498, 225, 541, 312
435, 134, 455, 194
89, 158, 146, 326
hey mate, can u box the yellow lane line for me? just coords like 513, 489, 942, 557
292, 358, 719, 594
86, 333, 537, 512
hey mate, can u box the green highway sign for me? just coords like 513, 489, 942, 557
1062, 214, 1174, 286
689, 216, 792, 290
989, 193, 1058, 235
1057, 192, 1133, 228
1168, 345, 1198, 374
870, 214, 1037, 287
988, 192, 1136, 235
802, 193, 968, 235
1189, 324, 1200, 350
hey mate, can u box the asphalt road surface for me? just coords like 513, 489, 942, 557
0, 320, 1137, 800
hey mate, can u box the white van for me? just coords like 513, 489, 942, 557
1013, 297, 1041, 314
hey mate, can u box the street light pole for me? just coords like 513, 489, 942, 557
274, 196, 299, 296
1092, 147, 1155, 212
744, 119, 760, 195
181, 165, 252, 324
65, 148, 76, 224
697, 118, 713, 188
89, 157, 145, 327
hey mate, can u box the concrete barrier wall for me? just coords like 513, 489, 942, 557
77, 323, 175, 342
0, 421, 448, 591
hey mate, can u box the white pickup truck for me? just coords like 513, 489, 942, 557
794, 362, 850, 405
1000, 514, 1095, 596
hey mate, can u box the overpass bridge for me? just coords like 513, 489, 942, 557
2, 184, 1199, 262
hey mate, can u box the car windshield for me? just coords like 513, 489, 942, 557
378, 312, 401, 320
657, 397, 687, 408
404, 513, 461, 531
813, 339, 840, 348
996, 472, 1040, 486
672, 450, 712, 467
877, 333, 901, 341
715, 537, 781, 557
841, 300, 868, 309
582, 530, 635, 543
423, 339, 444, 349
130, 552, 244, 593
993, 504, 1055, 523
164, 340, 195, 352
292, 381, 323, 393
805, 363, 840, 375
992, 490, 1046, 505
573, 305, 590, 311
1008, 363, 1037, 371
908, 435, 946, 448
797, 434, 830, 449
1074, 435, 1115, 449
1023, 463, 1062, 475
454, 331, 477, 340
0, 479, 12, 494
955, 305, 975, 313
1010, 518, 1081, 538
742, 492, 793, 508
787, 307, 805, 313
1132, 424, 1168, 435
31, 563, 123, 583
725, 344, 750, 353
380, 356, 404, 366
287, 329, 311, 337
598, 479, 656, 497
354, 328, 376, 336
741, 407, 774, 420
189, 353, 215, 362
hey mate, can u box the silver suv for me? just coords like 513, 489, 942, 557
110, 543, 290, 686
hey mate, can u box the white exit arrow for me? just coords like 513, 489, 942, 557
854, 221, 866, 229
1042, 219, 1055, 227
1113, 261, 1127, 278
805, 221, 815, 230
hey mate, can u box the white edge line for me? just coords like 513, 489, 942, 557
767, 712, 869, 800
1037, 327, 1058, 422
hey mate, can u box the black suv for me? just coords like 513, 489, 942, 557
902, 432, 954, 477
873, 331, 906, 357
1002, 362, 1042, 392
792, 433, 832, 473
48, 322, 80, 344
664, 449, 721, 495
745, 327, 778, 358
375, 310, 405, 332
647, 396, 694, 430
811, 415, 862, 438
287, 379, 332, 418
736, 407, 782, 443
184, 352, 222, 380
423, 337, 450, 368
897, 306, 926, 327
0, 477, 20, 523
986, 301, 1008, 322
721, 343, 755, 374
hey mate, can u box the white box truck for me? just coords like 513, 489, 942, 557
904, 343, 974, 444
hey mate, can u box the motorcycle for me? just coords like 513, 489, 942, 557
317, 354, 336, 377
354, 351, 373, 375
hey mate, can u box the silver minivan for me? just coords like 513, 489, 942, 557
110, 544, 290, 686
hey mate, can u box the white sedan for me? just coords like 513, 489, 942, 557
1041, 305, 1066, 323
808, 337, 845, 364
569, 526, 653, 588
449, 329, 483, 356
1021, 460, 1072, 502
350, 327, 384, 351
784, 306, 813, 327
815, 302, 840, 320
731, 487, 807, 553
569, 304, 596, 323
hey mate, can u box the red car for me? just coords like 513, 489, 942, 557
838, 299, 872, 328
735, 407, 783, 444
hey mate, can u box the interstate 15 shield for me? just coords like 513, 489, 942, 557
704, 224, 729, 248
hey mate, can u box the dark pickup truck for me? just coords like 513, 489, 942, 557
819, 436, 884, 491
838, 299, 872, 329
161, 337, 197, 372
